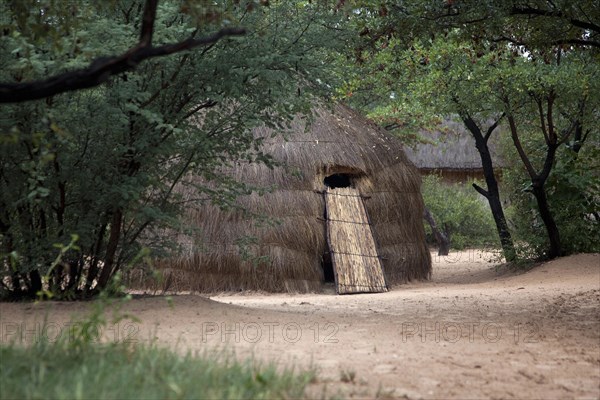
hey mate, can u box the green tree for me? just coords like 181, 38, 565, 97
340, 33, 517, 260
0, 0, 346, 299
499, 48, 599, 258
338, 0, 599, 260
0, 0, 248, 103
501, 83, 600, 258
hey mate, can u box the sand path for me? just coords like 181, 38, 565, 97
1, 251, 599, 399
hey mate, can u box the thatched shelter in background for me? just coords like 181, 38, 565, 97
404, 120, 506, 183
158, 104, 431, 293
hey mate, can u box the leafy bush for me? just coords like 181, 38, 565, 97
503, 133, 600, 259
421, 174, 499, 249
0, 2, 344, 299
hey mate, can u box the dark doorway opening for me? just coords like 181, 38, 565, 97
324, 173, 352, 188
322, 252, 335, 283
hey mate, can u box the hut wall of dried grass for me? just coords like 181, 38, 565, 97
153, 104, 431, 293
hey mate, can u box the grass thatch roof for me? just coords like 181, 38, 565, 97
155, 104, 431, 293
404, 119, 506, 171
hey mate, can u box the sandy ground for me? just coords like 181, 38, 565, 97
1, 250, 599, 399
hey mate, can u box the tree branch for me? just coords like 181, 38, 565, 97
510, 6, 600, 34
535, 97, 550, 144
539, 143, 559, 185
0, 25, 246, 103
140, 0, 159, 46
181, 100, 218, 121
472, 182, 489, 198
546, 93, 556, 143
551, 38, 600, 48
507, 114, 538, 180
484, 112, 505, 142
557, 120, 578, 147
580, 129, 591, 148
493, 35, 600, 49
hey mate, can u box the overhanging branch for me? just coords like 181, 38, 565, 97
510, 6, 600, 34
0, 0, 246, 104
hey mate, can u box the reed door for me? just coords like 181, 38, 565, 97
324, 187, 388, 294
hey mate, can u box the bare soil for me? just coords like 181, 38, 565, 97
1, 251, 599, 399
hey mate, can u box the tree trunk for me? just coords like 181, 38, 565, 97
84, 220, 108, 295
484, 189, 514, 258
28, 270, 42, 298
97, 209, 123, 290
506, 109, 566, 260
423, 207, 450, 256
461, 115, 516, 261
532, 183, 562, 259
10, 273, 23, 298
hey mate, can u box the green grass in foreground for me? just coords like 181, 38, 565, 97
0, 341, 314, 400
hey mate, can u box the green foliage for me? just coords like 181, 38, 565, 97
421, 175, 498, 250
342, 1, 600, 52
336, 1, 600, 260
0, 1, 347, 299
0, 340, 313, 400
36, 234, 80, 300
503, 131, 600, 259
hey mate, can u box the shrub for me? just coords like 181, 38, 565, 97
421, 174, 499, 250
0, 2, 341, 299
503, 135, 600, 259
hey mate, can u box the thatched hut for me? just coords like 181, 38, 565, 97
404, 119, 506, 183
163, 104, 431, 294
